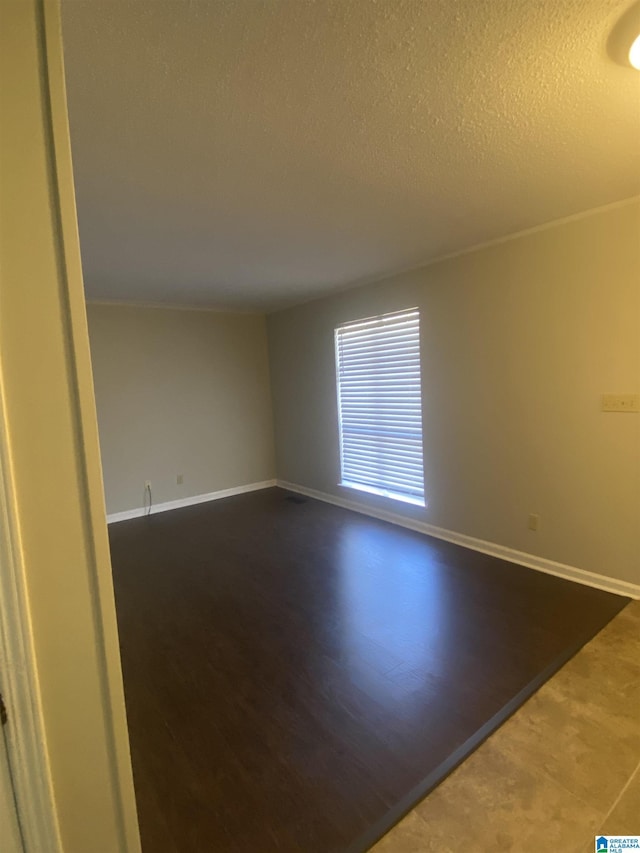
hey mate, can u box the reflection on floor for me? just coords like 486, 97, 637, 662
372, 600, 640, 853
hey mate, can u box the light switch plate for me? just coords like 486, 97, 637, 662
601, 394, 640, 412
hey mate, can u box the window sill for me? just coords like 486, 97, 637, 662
339, 481, 426, 508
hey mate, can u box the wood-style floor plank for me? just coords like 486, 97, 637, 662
108, 487, 628, 852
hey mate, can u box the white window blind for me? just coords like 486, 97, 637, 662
335, 308, 425, 506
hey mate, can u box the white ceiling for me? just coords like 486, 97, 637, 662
61, 0, 640, 312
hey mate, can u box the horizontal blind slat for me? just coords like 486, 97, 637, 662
337, 312, 420, 336
342, 462, 424, 483
338, 336, 420, 350
342, 447, 424, 466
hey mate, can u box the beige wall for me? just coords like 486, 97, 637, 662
268, 200, 640, 586
0, 1, 140, 851
87, 304, 275, 515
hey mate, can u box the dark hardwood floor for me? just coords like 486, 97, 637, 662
108, 487, 628, 852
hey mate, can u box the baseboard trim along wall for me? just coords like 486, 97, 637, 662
106, 476, 639, 599
107, 480, 277, 524
277, 480, 640, 600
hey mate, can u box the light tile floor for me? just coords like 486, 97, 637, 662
371, 599, 640, 853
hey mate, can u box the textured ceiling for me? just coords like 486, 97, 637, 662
61, 0, 640, 311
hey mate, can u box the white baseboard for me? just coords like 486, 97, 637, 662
107, 480, 277, 524
276, 480, 640, 600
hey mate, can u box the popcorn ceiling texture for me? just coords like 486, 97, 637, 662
61, 0, 640, 311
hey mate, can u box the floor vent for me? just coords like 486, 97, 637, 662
285, 495, 308, 504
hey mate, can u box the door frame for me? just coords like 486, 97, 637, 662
0, 375, 62, 851
0, 1, 142, 848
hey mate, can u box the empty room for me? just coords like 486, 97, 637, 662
1, 1, 639, 852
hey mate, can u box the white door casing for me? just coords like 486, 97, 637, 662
0, 713, 23, 853
0, 373, 61, 850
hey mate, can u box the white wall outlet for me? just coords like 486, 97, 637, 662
144, 480, 151, 489
601, 393, 640, 412
176, 474, 184, 485
528, 513, 539, 531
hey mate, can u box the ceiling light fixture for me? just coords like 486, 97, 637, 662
629, 33, 640, 69
608, 2, 640, 69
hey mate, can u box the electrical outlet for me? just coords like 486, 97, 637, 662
601, 394, 640, 412
176, 474, 184, 485
528, 513, 539, 531
144, 480, 151, 489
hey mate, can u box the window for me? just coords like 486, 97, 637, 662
335, 308, 425, 506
